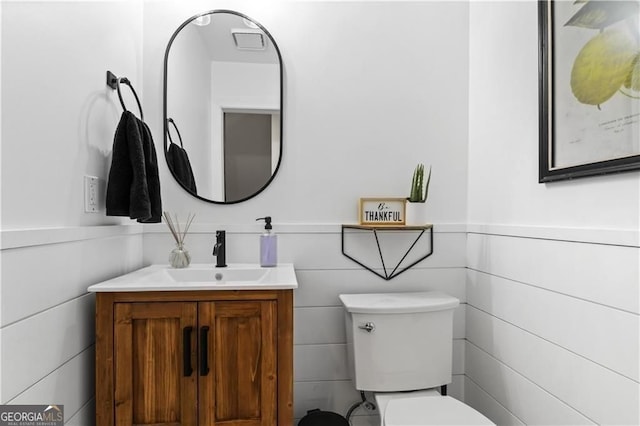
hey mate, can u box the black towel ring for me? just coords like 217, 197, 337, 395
166, 118, 184, 148
106, 70, 144, 121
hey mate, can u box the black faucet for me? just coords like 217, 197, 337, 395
213, 230, 227, 268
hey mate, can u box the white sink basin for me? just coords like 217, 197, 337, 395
166, 267, 268, 283
87, 264, 298, 292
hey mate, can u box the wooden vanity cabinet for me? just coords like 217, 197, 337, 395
95, 290, 293, 426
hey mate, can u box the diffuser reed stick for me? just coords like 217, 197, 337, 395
164, 211, 195, 268
163, 211, 195, 246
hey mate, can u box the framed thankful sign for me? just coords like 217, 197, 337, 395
359, 198, 406, 225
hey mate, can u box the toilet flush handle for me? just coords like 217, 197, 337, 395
358, 322, 375, 333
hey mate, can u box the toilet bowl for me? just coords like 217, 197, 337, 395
375, 390, 494, 426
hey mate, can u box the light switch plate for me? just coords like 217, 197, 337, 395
84, 175, 99, 213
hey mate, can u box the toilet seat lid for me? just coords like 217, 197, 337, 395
385, 396, 494, 426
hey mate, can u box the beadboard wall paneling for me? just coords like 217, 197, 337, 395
466, 342, 596, 425
464, 377, 524, 426
0, 227, 144, 424
293, 380, 363, 420
7, 347, 94, 422
0, 225, 141, 250
467, 306, 639, 425
293, 340, 465, 383
467, 232, 639, 314
1, 233, 142, 326
465, 230, 639, 426
467, 268, 639, 381
1, 294, 94, 402
294, 306, 346, 345
466, 224, 639, 247
294, 268, 466, 307
65, 399, 95, 426
294, 343, 350, 382
294, 304, 465, 345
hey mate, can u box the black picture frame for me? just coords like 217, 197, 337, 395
538, 0, 640, 183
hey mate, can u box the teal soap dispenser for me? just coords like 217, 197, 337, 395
256, 216, 277, 267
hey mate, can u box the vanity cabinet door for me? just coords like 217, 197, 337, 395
113, 302, 198, 426
198, 300, 277, 425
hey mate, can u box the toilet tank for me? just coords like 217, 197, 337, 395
339, 291, 459, 392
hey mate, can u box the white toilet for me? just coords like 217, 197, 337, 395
339, 291, 494, 426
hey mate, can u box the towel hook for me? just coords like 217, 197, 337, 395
106, 70, 144, 122
166, 118, 184, 148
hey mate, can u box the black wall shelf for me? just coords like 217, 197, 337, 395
341, 224, 434, 281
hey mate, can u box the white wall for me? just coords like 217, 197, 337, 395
1, 1, 144, 229
0, 1, 146, 423
467, 0, 639, 230
467, 2, 640, 425
143, 1, 469, 225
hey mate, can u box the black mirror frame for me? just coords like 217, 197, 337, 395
163, 9, 284, 203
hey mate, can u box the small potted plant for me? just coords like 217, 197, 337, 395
406, 163, 431, 225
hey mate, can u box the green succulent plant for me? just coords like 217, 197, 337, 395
408, 163, 431, 203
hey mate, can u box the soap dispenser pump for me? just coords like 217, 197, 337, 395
256, 216, 277, 267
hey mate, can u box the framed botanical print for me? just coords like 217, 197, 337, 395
539, 0, 640, 182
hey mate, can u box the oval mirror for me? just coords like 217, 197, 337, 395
163, 10, 283, 204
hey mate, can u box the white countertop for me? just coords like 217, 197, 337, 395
87, 263, 298, 292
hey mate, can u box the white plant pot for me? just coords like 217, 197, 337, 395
405, 201, 428, 226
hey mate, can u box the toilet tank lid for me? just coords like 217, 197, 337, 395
339, 292, 459, 314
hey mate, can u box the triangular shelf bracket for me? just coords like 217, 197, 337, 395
341, 224, 434, 281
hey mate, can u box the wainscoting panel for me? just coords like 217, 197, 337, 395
65, 399, 95, 426
1, 294, 94, 402
1, 233, 142, 326
467, 232, 639, 313
7, 347, 94, 423
294, 304, 465, 346
465, 228, 639, 425
467, 269, 638, 381
466, 342, 596, 425
0, 226, 143, 425
467, 305, 639, 425
465, 376, 524, 426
